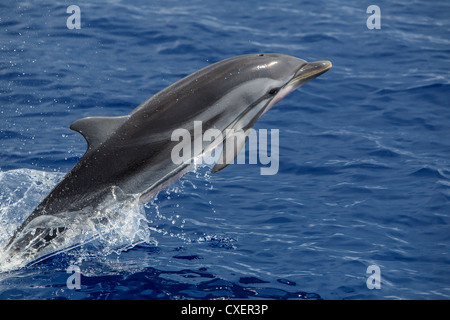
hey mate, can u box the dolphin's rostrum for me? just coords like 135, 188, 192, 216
1, 53, 331, 266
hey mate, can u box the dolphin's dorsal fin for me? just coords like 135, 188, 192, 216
70, 116, 129, 150
211, 128, 250, 173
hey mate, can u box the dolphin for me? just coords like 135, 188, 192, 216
1, 53, 331, 266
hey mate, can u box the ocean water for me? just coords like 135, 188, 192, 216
0, 0, 449, 300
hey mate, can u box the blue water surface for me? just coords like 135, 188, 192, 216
0, 0, 449, 299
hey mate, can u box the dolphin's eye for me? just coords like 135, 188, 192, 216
268, 88, 279, 95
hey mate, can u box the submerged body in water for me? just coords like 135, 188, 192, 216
1, 54, 331, 268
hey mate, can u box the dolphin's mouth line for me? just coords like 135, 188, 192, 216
289, 60, 332, 85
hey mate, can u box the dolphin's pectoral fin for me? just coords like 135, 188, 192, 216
70, 115, 130, 150
211, 128, 250, 174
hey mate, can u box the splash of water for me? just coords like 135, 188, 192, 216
0, 169, 154, 271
